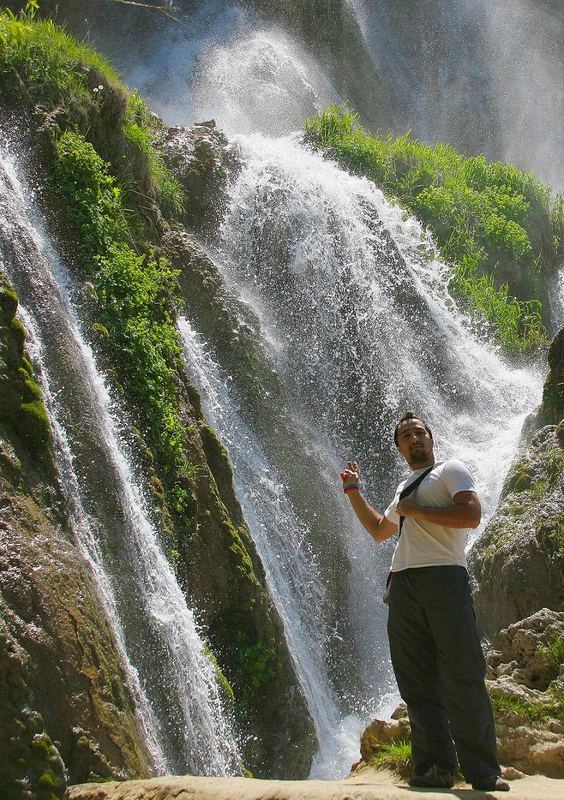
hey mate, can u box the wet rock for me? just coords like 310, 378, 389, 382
0, 279, 151, 796
157, 121, 233, 233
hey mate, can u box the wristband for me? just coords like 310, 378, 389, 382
343, 483, 359, 493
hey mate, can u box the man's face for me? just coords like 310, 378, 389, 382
395, 419, 434, 467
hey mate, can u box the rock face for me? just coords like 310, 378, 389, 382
0, 280, 150, 798
157, 122, 231, 233
485, 609, 564, 778
540, 327, 564, 425
469, 328, 564, 638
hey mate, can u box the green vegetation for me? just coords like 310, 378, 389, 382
231, 630, 280, 691
124, 92, 186, 217
541, 633, 564, 677
489, 688, 564, 722
306, 106, 563, 352
368, 741, 412, 780
203, 645, 235, 704
0, 280, 52, 462
52, 129, 192, 514
0, 6, 193, 514
0, 4, 185, 219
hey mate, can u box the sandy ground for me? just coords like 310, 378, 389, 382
66, 768, 563, 800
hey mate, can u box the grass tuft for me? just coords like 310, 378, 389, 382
368, 741, 413, 780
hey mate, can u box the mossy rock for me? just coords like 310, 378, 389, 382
470, 425, 564, 637
541, 327, 564, 424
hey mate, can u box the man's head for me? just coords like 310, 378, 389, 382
394, 411, 434, 467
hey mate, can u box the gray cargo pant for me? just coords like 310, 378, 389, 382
387, 565, 500, 783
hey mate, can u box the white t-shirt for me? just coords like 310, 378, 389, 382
384, 459, 477, 572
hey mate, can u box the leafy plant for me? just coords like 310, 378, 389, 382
52, 130, 192, 515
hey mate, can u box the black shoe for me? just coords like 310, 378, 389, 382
471, 775, 510, 791
409, 764, 456, 788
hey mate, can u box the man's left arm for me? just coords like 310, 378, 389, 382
395, 491, 481, 529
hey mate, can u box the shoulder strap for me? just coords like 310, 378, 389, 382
398, 464, 435, 535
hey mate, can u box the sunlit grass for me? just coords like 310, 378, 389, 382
306, 105, 563, 352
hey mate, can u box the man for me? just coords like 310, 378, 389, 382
341, 411, 509, 792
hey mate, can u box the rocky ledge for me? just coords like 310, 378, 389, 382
469, 327, 564, 637
66, 771, 561, 800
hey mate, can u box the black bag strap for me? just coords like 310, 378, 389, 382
398, 464, 435, 535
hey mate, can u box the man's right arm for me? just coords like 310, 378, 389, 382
346, 489, 398, 542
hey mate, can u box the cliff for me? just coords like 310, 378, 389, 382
0, 9, 315, 782
0, 278, 151, 798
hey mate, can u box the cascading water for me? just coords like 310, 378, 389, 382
179, 317, 365, 777
175, 131, 542, 775
17, 306, 166, 772
219, 133, 541, 514
0, 140, 241, 776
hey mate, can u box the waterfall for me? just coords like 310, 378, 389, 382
105, 0, 340, 136
177, 131, 541, 774
0, 141, 241, 776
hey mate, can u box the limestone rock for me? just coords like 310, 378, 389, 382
469, 421, 564, 637
358, 610, 564, 779
360, 713, 410, 762
157, 122, 232, 232
486, 609, 564, 778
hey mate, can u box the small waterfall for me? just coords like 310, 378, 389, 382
0, 141, 241, 775
179, 317, 363, 777
18, 306, 167, 773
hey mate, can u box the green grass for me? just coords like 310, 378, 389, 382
368, 741, 413, 780
542, 634, 564, 677
0, 4, 123, 110
0, 5, 184, 222
306, 106, 563, 352
123, 92, 186, 217
489, 688, 564, 722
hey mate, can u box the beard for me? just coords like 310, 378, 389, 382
410, 447, 429, 463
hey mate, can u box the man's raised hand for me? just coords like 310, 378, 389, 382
340, 460, 360, 487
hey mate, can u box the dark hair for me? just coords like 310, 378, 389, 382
394, 411, 433, 446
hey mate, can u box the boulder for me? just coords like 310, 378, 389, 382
359, 713, 410, 763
